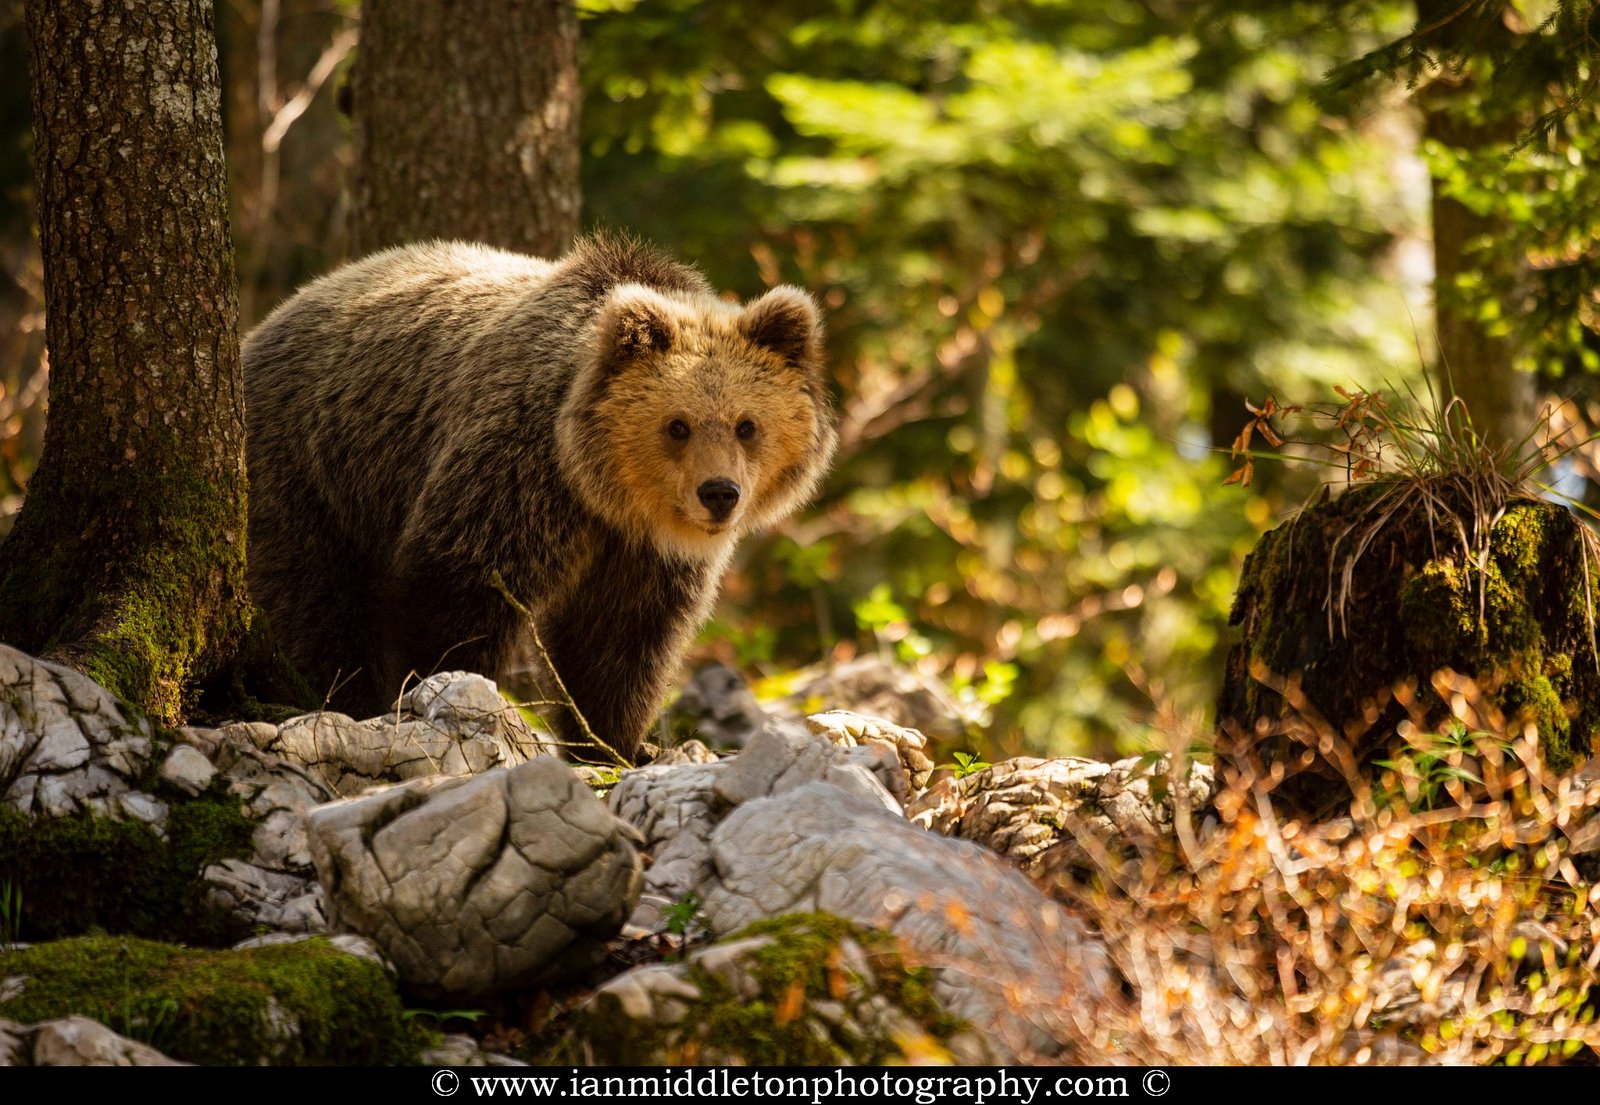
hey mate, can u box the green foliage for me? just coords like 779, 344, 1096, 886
582, 0, 1428, 755
0, 935, 420, 1065
403, 1007, 488, 1029
0, 876, 19, 950
1373, 719, 1510, 811
937, 751, 992, 779
662, 892, 706, 944
1315, 0, 1600, 380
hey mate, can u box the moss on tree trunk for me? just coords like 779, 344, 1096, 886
0, 0, 249, 724
1219, 486, 1600, 805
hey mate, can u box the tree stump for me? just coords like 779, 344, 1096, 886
1217, 485, 1600, 807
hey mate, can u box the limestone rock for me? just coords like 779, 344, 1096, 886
0, 645, 159, 825
255, 671, 552, 797
420, 1034, 528, 1067
158, 744, 217, 796
776, 655, 975, 739
562, 914, 962, 1064
669, 663, 766, 750
609, 723, 903, 929
607, 759, 723, 931
608, 720, 1113, 1062
805, 710, 936, 794
712, 720, 903, 812
700, 783, 1111, 1062
908, 754, 1218, 885
307, 757, 643, 1000
185, 723, 341, 935
13, 1015, 186, 1066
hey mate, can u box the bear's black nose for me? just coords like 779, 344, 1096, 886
697, 478, 741, 521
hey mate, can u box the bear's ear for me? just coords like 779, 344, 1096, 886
740, 286, 822, 369
597, 284, 679, 371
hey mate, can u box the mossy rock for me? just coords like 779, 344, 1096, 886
550, 912, 962, 1065
0, 935, 421, 1065
0, 791, 255, 945
1219, 486, 1600, 806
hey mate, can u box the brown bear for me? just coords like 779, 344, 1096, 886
243, 234, 836, 760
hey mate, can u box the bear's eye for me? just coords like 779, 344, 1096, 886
736, 419, 757, 441
667, 419, 691, 441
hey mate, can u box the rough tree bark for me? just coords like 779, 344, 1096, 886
0, 0, 249, 724
348, 0, 581, 258
1416, 0, 1538, 452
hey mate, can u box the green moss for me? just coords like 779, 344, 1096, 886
551, 912, 962, 1065
1221, 491, 1600, 798
1499, 671, 1568, 755
0, 459, 249, 726
0, 935, 420, 1065
0, 788, 254, 944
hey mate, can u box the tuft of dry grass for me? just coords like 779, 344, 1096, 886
1050, 677, 1600, 1065
1228, 382, 1600, 645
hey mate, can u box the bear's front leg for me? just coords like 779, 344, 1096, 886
534, 541, 715, 762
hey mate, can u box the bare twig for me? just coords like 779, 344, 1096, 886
489, 571, 627, 767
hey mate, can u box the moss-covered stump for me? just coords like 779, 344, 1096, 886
1219, 487, 1600, 805
0, 790, 255, 945
552, 913, 962, 1065
0, 935, 419, 1065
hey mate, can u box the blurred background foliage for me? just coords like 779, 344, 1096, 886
581, 0, 1434, 757
0, 0, 1594, 760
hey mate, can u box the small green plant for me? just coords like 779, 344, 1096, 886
0, 878, 21, 949
937, 751, 991, 779
1372, 719, 1512, 812
662, 892, 705, 951
402, 1008, 487, 1028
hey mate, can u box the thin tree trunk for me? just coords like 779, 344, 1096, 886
0, 0, 248, 723
349, 0, 580, 258
1416, 0, 1537, 452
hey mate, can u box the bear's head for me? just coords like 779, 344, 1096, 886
558, 282, 838, 559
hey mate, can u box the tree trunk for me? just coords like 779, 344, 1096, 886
348, 0, 580, 258
1218, 486, 1598, 813
1416, 0, 1537, 453
0, 0, 248, 724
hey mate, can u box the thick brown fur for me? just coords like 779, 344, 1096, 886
243, 234, 836, 759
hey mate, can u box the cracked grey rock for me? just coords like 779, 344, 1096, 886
420, 1034, 528, 1067
204, 858, 327, 934
699, 783, 1112, 1062
907, 755, 1218, 885
0, 1016, 186, 1066
255, 672, 555, 798
158, 743, 217, 796
654, 738, 719, 766
0, 645, 159, 825
608, 759, 723, 930
712, 721, 902, 812
610, 719, 1113, 1062
775, 655, 976, 739
182, 723, 342, 935
307, 757, 643, 1000
805, 710, 936, 795
669, 663, 766, 750
609, 723, 902, 929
